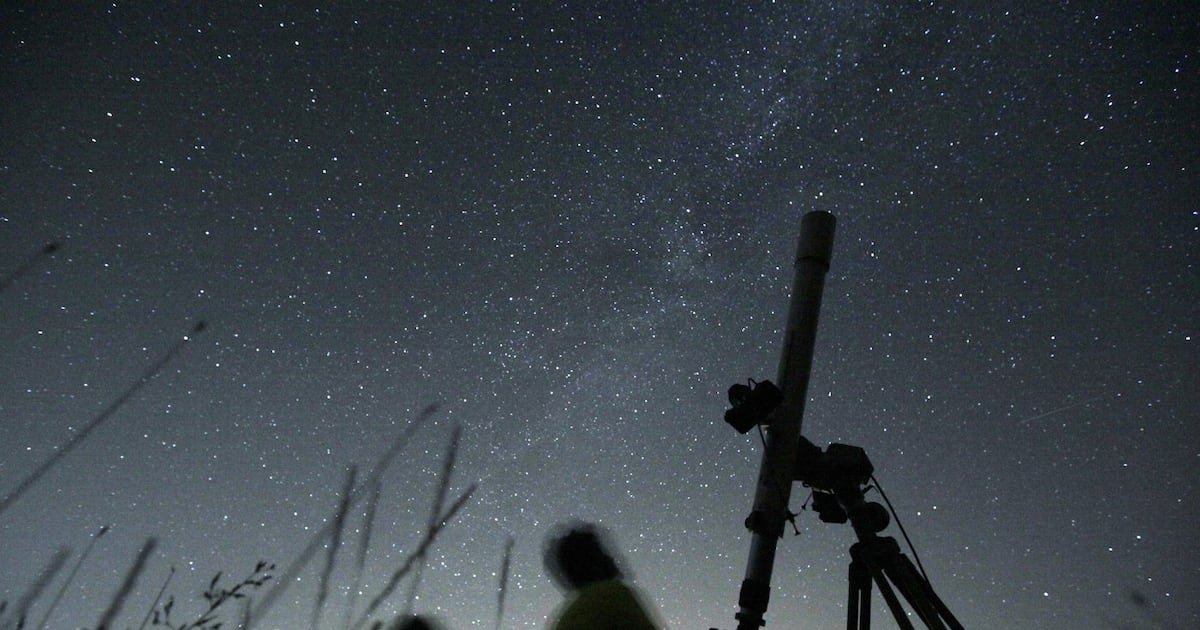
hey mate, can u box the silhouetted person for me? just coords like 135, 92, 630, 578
544, 522, 660, 630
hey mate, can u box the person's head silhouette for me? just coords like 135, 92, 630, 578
543, 522, 660, 629
388, 614, 441, 630
543, 522, 623, 591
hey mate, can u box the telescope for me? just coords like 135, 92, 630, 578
714, 212, 962, 630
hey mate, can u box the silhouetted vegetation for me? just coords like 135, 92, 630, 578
151, 561, 273, 629
1, 404, 490, 630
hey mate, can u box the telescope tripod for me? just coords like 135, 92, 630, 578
846, 532, 962, 630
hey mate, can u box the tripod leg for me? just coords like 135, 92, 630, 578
879, 555, 944, 630
848, 562, 858, 630
889, 554, 963, 630
853, 542, 914, 630
869, 566, 917, 630
921, 580, 964, 630
848, 559, 871, 630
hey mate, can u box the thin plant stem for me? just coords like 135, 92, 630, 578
0, 322, 206, 519
351, 484, 476, 630
248, 404, 438, 628
36, 525, 109, 630
495, 536, 515, 630
403, 424, 461, 617
134, 565, 173, 630
0, 241, 59, 294
345, 478, 382, 630
96, 537, 157, 630
6, 547, 70, 629
313, 465, 357, 630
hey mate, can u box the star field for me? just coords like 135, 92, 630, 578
1, 3, 1196, 629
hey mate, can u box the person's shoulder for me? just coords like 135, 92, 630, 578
577, 579, 659, 628
582, 578, 632, 596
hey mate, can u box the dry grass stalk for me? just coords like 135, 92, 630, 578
153, 560, 273, 629
496, 536, 515, 630
402, 424, 462, 617
345, 477, 383, 630
313, 465, 358, 630
0, 241, 59, 294
352, 483, 477, 630
36, 525, 109, 630
96, 537, 157, 630
2, 546, 70, 630
135, 564, 173, 630
248, 403, 439, 628
0, 321, 206, 519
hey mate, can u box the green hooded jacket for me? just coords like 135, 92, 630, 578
550, 579, 659, 630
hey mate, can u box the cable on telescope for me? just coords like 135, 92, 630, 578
870, 473, 930, 584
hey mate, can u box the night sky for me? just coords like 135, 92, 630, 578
1, 2, 1196, 629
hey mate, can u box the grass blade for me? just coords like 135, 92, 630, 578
96, 537, 157, 630
6, 547, 70, 629
0, 241, 60, 294
36, 525, 108, 630
248, 404, 438, 628
134, 564, 173, 630
0, 322, 206, 519
345, 477, 382, 630
352, 483, 476, 630
403, 424, 461, 617
495, 536, 515, 630
313, 465, 357, 630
